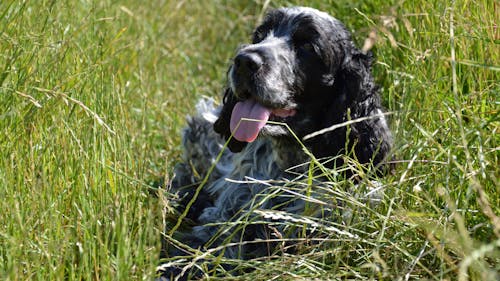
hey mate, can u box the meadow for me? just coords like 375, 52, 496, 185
0, 0, 498, 280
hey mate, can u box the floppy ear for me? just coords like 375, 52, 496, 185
332, 46, 392, 172
213, 88, 248, 152
338, 46, 376, 104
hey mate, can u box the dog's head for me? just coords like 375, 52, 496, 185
214, 7, 379, 154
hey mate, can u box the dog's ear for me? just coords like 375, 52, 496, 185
337, 46, 376, 104
331, 45, 392, 172
325, 45, 378, 124
213, 88, 248, 152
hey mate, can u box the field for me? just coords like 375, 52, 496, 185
0, 0, 498, 280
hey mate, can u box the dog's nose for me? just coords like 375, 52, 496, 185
234, 52, 263, 75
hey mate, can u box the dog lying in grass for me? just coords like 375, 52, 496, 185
158, 6, 393, 280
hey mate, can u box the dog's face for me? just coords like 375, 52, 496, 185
215, 7, 366, 152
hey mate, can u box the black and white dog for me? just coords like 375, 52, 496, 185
159, 7, 392, 280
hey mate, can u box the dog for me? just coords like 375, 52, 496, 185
158, 6, 393, 280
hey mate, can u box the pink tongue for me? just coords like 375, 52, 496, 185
230, 100, 271, 142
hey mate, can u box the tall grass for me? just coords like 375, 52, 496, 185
0, 0, 498, 280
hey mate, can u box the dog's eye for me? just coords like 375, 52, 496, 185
299, 42, 316, 53
253, 32, 263, 43
253, 26, 268, 43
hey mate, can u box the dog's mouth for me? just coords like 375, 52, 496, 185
229, 99, 296, 142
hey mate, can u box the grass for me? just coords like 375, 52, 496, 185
0, 0, 498, 280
